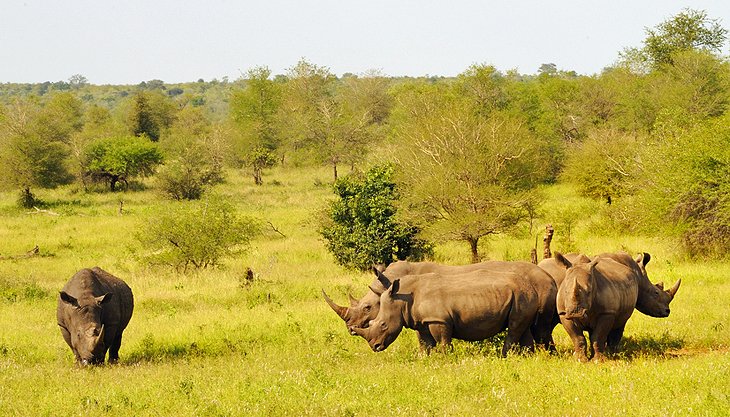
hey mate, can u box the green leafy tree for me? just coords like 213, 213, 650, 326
138, 196, 260, 270
561, 128, 641, 204
230, 66, 282, 185
636, 113, 730, 258
319, 164, 432, 270
391, 82, 548, 262
279, 60, 385, 181
157, 106, 225, 199
0, 98, 74, 207
127, 91, 177, 141
84, 136, 163, 191
621, 8, 728, 70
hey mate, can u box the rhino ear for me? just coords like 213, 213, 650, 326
95, 293, 113, 305
388, 279, 400, 297
554, 252, 572, 269
635, 252, 651, 267
60, 291, 79, 308
372, 268, 392, 290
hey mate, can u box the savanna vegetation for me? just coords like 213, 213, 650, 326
1, 8, 729, 416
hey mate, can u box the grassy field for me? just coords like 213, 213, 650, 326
0, 165, 728, 416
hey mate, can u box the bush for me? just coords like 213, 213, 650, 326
156, 142, 224, 200
138, 196, 260, 270
318, 164, 432, 271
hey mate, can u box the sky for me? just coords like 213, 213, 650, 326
2, 0, 730, 85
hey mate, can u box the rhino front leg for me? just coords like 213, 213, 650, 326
108, 333, 123, 364
589, 316, 615, 363
561, 320, 589, 362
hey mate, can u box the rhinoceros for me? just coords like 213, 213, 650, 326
57, 267, 134, 365
540, 251, 680, 319
352, 268, 540, 356
554, 253, 638, 362
323, 260, 558, 351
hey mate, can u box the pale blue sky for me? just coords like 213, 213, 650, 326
2, 1, 729, 84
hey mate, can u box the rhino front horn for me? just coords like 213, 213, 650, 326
668, 279, 681, 299
322, 289, 348, 320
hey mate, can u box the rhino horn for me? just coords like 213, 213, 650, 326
96, 324, 106, 346
348, 293, 359, 307
322, 289, 348, 320
668, 279, 681, 299
352, 326, 369, 338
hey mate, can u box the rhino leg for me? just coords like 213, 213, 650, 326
562, 320, 589, 362
518, 328, 535, 353
416, 330, 436, 353
606, 326, 625, 352
427, 322, 453, 352
589, 316, 615, 363
107, 328, 123, 364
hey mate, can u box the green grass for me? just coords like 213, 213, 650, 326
1, 165, 729, 416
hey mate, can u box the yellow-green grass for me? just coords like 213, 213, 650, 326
1, 165, 728, 416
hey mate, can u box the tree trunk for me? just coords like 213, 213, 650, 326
543, 224, 554, 259
333, 162, 338, 182
467, 237, 480, 264
253, 166, 263, 185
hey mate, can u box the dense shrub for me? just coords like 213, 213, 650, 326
156, 142, 224, 200
138, 196, 260, 270
319, 164, 432, 271
84, 136, 163, 191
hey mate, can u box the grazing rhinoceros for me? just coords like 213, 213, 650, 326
352, 268, 540, 356
57, 267, 134, 365
323, 260, 558, 351
554, 253, 638, 362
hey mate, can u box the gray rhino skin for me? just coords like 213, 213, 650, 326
57, 267, 134, 365
324, 260, 558, 351
352, 268, 540, 356
540, 251, 680, 318
554, 253, 638, 362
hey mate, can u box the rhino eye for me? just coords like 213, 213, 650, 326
363, 305, 371, 311
380, 322, 387, 330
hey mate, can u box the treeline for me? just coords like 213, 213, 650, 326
1, 9, 728, 260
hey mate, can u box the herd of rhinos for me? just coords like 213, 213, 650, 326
322, 252, 681, 363
56, 251, 681, 365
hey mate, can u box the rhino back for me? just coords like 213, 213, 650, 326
404, 271, 536, 332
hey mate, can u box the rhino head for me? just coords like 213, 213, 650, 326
352, 271, 406, 352
322, 267, 392, 334
555, 253, 598, 321
632, 253, 681, 318
59, 291, 111, 365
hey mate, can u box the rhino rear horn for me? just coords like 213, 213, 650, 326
668, 279, 681, 299
322, 289, 348, 320
348, 293, 359, 307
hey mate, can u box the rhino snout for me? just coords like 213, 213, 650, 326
373, 343, 385, 352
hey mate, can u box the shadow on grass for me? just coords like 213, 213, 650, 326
612, 332, 685, 360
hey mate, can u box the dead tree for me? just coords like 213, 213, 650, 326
543, 224, 554, 259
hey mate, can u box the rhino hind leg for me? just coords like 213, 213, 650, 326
427, 323, 453, 352
416, 330, 437, 353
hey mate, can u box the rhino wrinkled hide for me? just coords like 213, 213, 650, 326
57, 267, 134, 365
